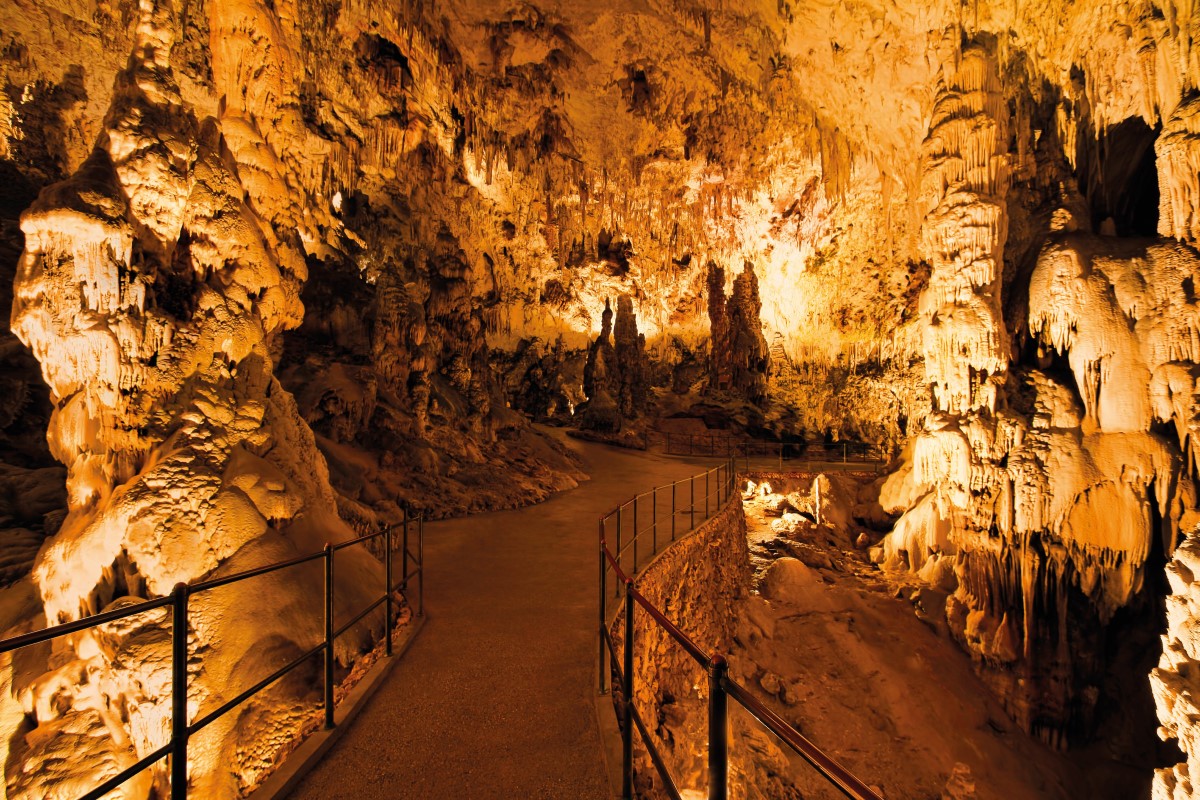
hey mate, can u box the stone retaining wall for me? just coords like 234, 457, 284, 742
610, 491, 750, 797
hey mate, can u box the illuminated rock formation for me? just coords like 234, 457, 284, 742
707, 262, 770, 404
612, 295, 648, 419
918, 44, 1010, 416
1154, 525, 1200, 800
6, 4, 383, 795
581, 299, 621, 432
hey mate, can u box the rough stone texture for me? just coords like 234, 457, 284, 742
609, 492, 749, 798
708, 262, 770, 404
5, 4, 388, 796
919, 44, 1010, 416
1155, 525, 1200, 800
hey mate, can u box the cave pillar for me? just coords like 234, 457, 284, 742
918, 43, 1011, 416
1157, 97, 1200, 249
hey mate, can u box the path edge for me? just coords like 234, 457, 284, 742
593, 683, 626, 799
248, 613, 428, 800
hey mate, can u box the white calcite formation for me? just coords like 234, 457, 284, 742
1155, 526, 1200, 800
6, 3, 383, 796
918, 45, 1010, 416
883, 230, 1200, 741
882, 230, 1200, 741
1159, 97, 1200, 247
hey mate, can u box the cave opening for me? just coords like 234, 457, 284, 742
1079, 118, 1162, 237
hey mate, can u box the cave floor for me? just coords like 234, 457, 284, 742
289, 430, 716, 800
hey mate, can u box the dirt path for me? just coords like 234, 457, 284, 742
289, 432, 714, 800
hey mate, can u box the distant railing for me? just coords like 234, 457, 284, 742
650, 430, 885, 469
0, 510, 425, 800
598, 462, 882, 800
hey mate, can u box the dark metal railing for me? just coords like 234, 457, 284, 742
652, 430, 885, 471
599, 459, 735, 602
598, 464, 882, 800
0, 510, 425, 800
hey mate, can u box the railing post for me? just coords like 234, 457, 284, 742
418, 515, 424, 617
633, 495, 639, 573
171, 582, 189, 800
671, 481, 677, 541
705, 469, 710, 517
616, 507, 623, 575
690, 475, 695, 529
385, 524, 393, 657
599, 518, 608, 696
652, 487, 657, 556
402, 510, 410, 594
622, 579, 635, 800
707, 654, 729, 800
324, 543, 335, 730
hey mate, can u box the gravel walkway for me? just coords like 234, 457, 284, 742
288, 432, 712, 800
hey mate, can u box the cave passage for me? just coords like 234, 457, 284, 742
288, 434, 707, 798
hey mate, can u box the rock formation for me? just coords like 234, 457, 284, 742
707, 261, 770, 405
6, 4, 385, 795
581, 295, 649, 431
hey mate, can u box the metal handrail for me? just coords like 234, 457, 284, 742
722, 680, 883, 799
630, 586, 709, 666
0, 595, 173, 654
598, 461, 883, 800
600, 460, 730, 583
190, 550, 327, 593
0, 509, 426, 800
653, 430, 886, 470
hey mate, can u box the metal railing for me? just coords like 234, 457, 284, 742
652, 431, 885, 470
598, 463, 882, 800
0, 510, 425, 800
599, 458, 736, 591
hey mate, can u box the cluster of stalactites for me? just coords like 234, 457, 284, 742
918, 43, 1011, 416
3, 2, 390, 796
1158, 96, 1200, 248
877, 231, 1200, 739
